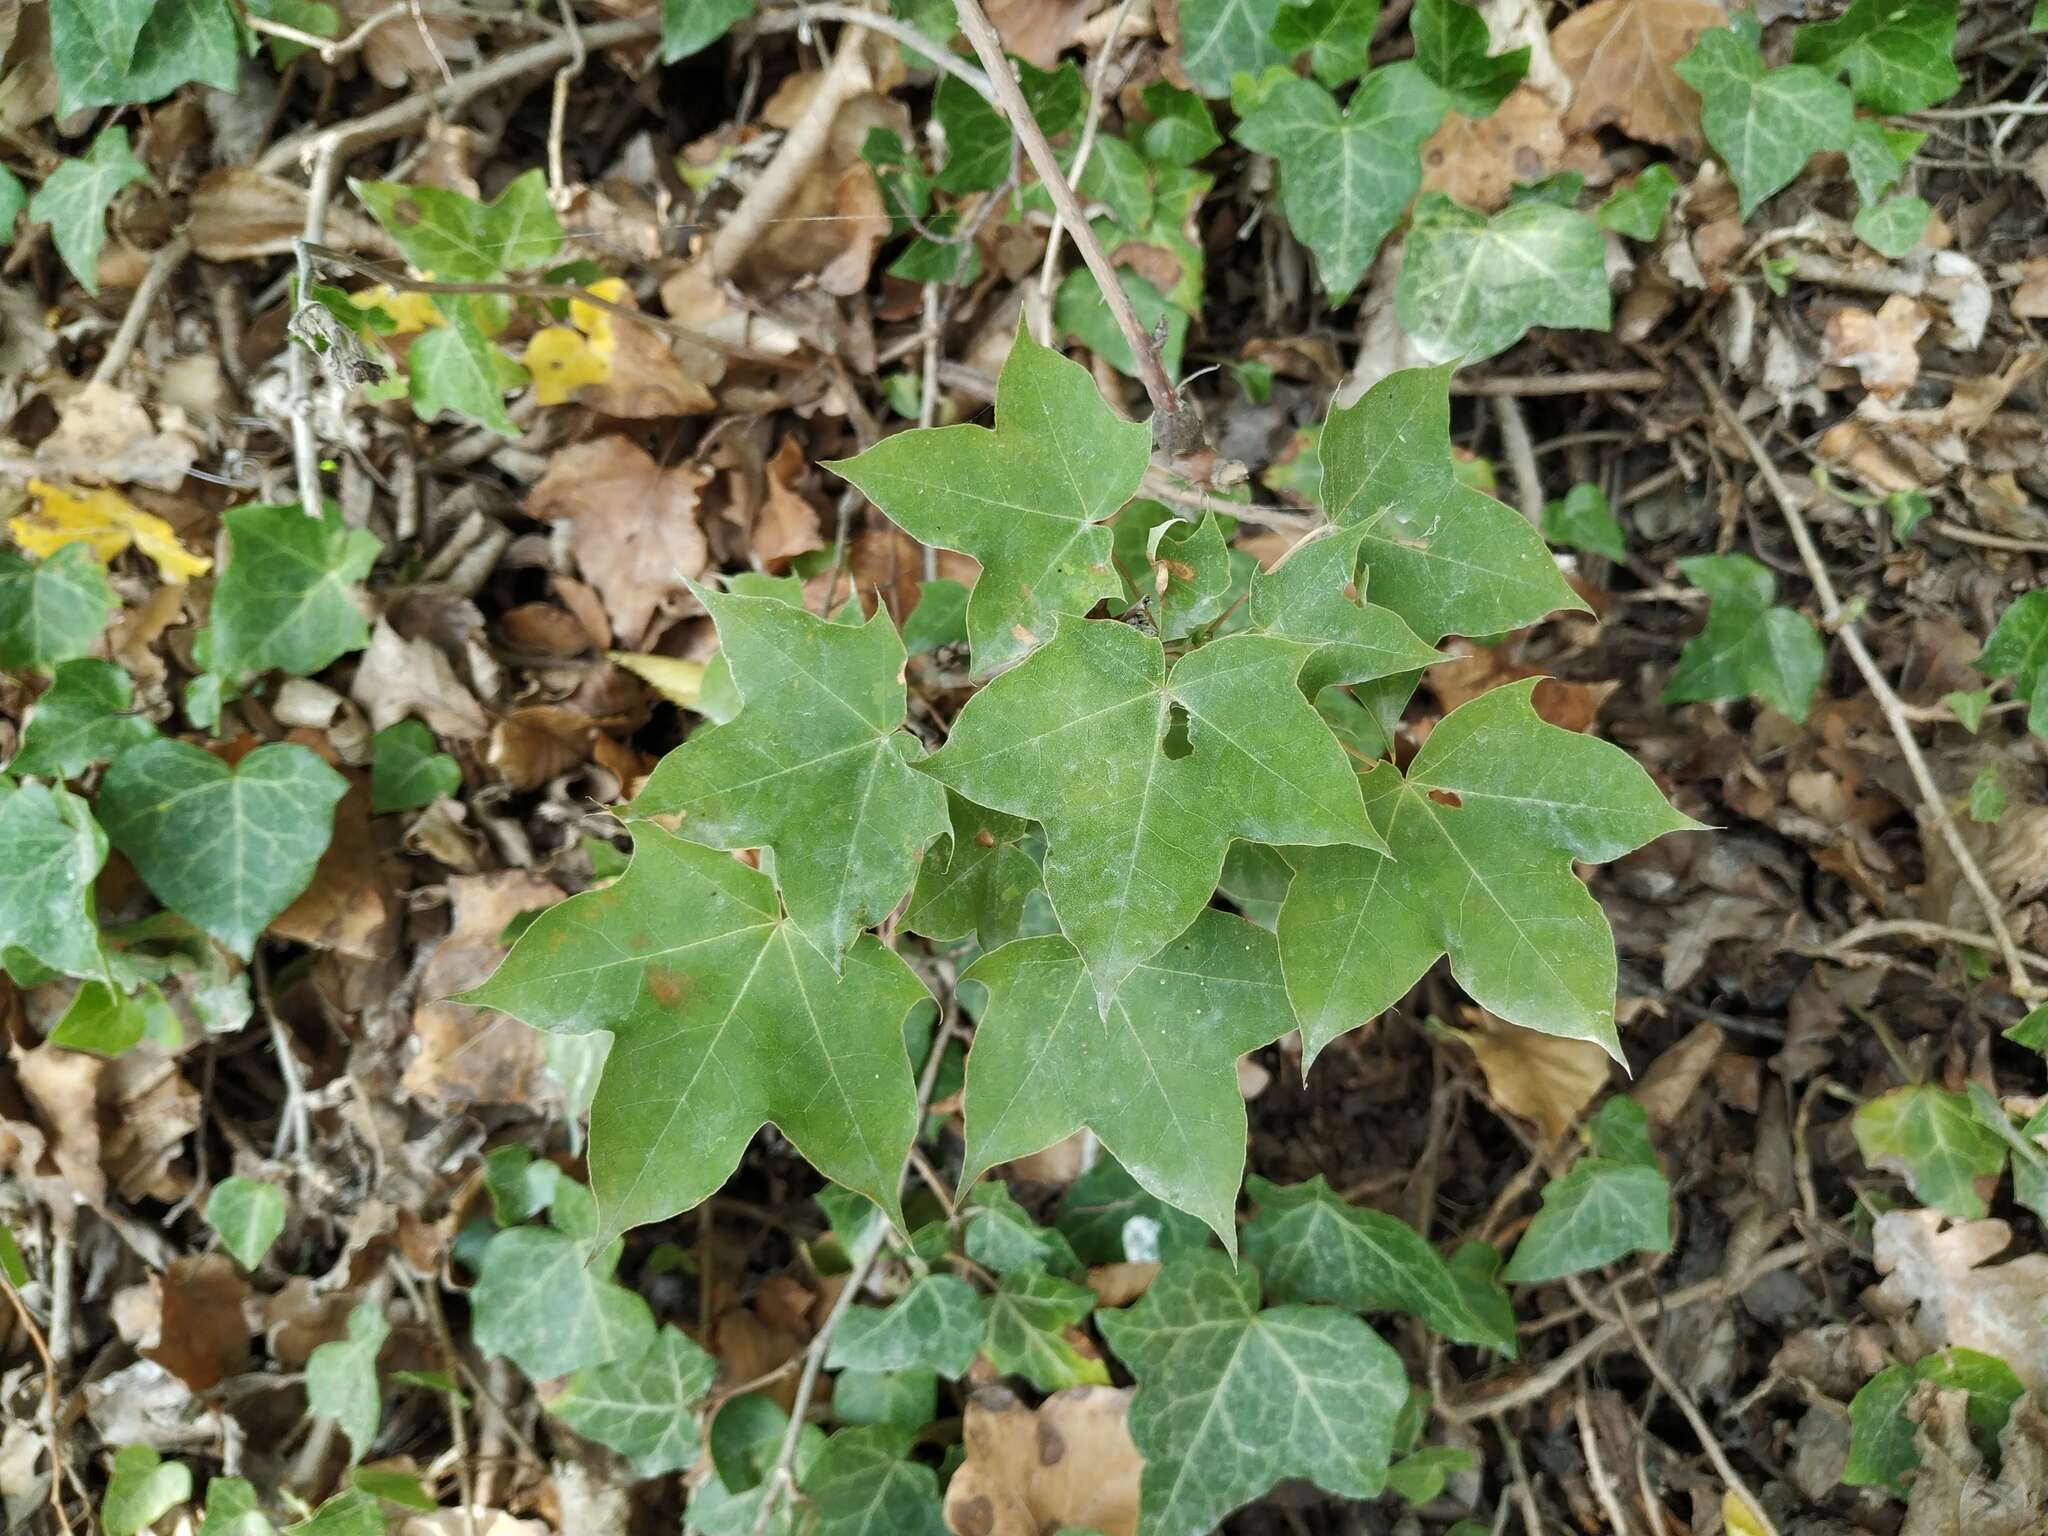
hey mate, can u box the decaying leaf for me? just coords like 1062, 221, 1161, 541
1550, 0, 1727, 155
1461, 1012, 1614, 1143
1823, 294, 1930, 399
1873, 1210, 2048, 1395
944, 1385, 1141, 1536
404, 871, 564, 1108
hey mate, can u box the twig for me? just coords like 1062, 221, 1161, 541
1682, 350, 2042, 1002
753, 4, 995, 99
545, 0, 587, 209
1490, 394, 1543, 525
1793, 917, 2048, 976
387, 1258, 478, 1536
1498, 1425, 1545, 1536
1911, 99, 2048, 118
244, 0, 413, 62
2, 1262, 74, 1535
92, 233, 192, 385
1573, 1391, 1635, 1536
950, 0, 1180, 421
288, 137, 344, 522
253, 954, 314, 1157
409, 0, 457, 87
919, 284, 942, 580
1928, 518, 2048, 555
1449, 369, 1665, 397
1139, 472, 1319, 533
1035, 0, 1140, 333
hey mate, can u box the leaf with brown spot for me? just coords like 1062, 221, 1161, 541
944, 1385, 1142, 1536
1550, 0, 1727, 156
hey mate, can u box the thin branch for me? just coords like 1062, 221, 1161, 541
1449, 369, 1666, 398
753, 4, 996, 99
289, 137, 344, 521
1490, 394, 1542, 525
1036, 0, 1140, 332
93, 233, 192, 385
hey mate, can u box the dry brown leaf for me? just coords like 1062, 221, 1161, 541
351, 621, 492, 742
486, 706, 598, 791
7, 1042, 105, 1209
1902, 1384, 2048, 1536
271, 780, 398, 960
129, 1255, 252, 1391
403, 872, 564, 1108
100, 1044, 199, 1204
1873, 1210, 2048, 1394
580, 288, 716, 419
1822, 295, 1930, 399
1551, 0, 1726, 156
190, 169, 394, 262
498, 602, 595, 659
986, 0, 1104, 67
1461, 1011, 1612, 1142
2011, 257, 2048, 319
344, 0, 477, 88
525, 437, 712, 647
1629, 1021, 1724, 1128
38, 382, 198, 490
1420, 87, 1566, 212
753, 435, 826, 571
946, 1386, 1141, 1536
1085, 1262, 1159, 1309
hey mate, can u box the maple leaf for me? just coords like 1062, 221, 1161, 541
1551, 0, 1728, 157
1246, 524, 1445, 699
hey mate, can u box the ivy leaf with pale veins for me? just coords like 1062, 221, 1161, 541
1270, 0, 1382, 89
1098, 1251, 1409, 1536
904, 794, 1043, 952
462, 823, 931, 1238
369, 720, 461, 814
1503, 1104, 1671, 1282
961, 1182, 1082, 1277
27, 127, 149, 294
636, 584, 947, 961
106, 0, 241, 110
305, 1303, 389, 1464
0, 782, 107, 980
923, 618, 1375, 1012
1595, 163, 1680, 240
828, 327, 1149, 676
102, 1447, 192, 1536
1176, 0, 1294, 95
0, 545, 117, 671
407, 301, 523, 435
1663, 553, 1826, 723
1396, 194, 1611, 364
962, 909, 1296, 1250
1792, 0, 1957, 114
550, 1323, 716, 1477
471, 1178, 656, 1380
1243, 1176, 1515, 1354
805, 1425, 948, 1536
47, 0, 155, 116
981, 1270, 1108, 1392
1233, 66, 1449, 305
96, 740, 347, 960
10, 659, 156, 778
1844, 1347, 2023, 1493
208, 504, 381, 678
1852, 1085, 2008, 1221
352, 170, 563, 278
204, 1177, 287, 1271
662, 0, 754, 63
827, 1274, 983, 1378
1321, 367, 1585, 642
1057, 1153, 1214, 1264
1279, 679, 1698, 1063
1247, 524, 1445, 698
1412, 0, 1530, 116
1675, 27, 1856, 217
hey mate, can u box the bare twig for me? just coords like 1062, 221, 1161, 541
288, 137, 344, 521
1449, 369, 1665, 397
546, 0, 587, 209
1573, 1391, 1635, 1536
1139, 472, 1320, 533
2, 1261, 74, 1535
753, 4, 995, 99
1490, 394, 1543, 525
93, 233, 193, 386
1035, 0, 1141, 331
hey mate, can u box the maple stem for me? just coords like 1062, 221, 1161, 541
949, 0, 1183, 421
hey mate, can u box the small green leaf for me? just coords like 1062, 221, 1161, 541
829, 326, 1149, 677
105, 0, 241, 108
1412, 0, 1529, 116
46, 0, 155, 116
901, 578, 969, 657
349, 1467, 434, 1510
692, 1398, 826, 1534
208, 503, 381, 679
1054, 265, 1187, 382
472, 1179, 656, 1379
1386, 1445, 1477, 1503
0, 782, 108, 980
1396, 193, 1611, 364
1140, 83, 1222, 163
49, 980, 147, 1056
352, 171, 563, 278
551, 1323, 716, 1477
905, 795, 1044, 952
1968, 765, 2006, 824
1502, 1158, 1670, 1283
981, 1269, 1107, 1392
204, 1177, 288, 1270
832, 1369, 937, 1428
0, 544, 118, 672
1944, 686, 1991, 733
1844, 119, 1915, 205
961, 1182, 1081, 1276
245, 0, 340, 65
1663, 553, 1826, 723
1098, 1251, 1409, 1536
1176, 0, 1294, 95
1852, 1084, 2007, 1220
0, 166, 27, 241
1976, 590, 2048, 738
827, 1274, 983, 1377
408, 302, 523, 434
198, 1476, 273, 1536
662, 0, 754, 62
2005, 1006, 2048, 1052
97, 739, 347, 959
1675, 28, 1856, 217
1844, 1347, 2022, 1493
933, 74, 1010, 194
0, 1224, 25, 1289
1270, 0, 1381, 89
10, 659, 156, 778
1595, 163, 1680, 241
1792, 0, 1958, 114
284, 1488, 382, 1536
1541, 483, 1626, 561
103, 1446, 193, 1536
370, 720, 461, 814
27, 127, 149, 293
1055, 1154, 1214, 1264
306, 1303, 389, 1465
1854, 193, 1931, 258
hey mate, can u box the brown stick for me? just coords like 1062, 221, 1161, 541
1449, 369, 1666, 397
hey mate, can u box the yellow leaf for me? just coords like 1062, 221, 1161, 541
524, 279, 627, 407
1722, 1490, 1769, 1536
353, 283, 444, 335
607, 650, 705, 709
13, 480, 212, 583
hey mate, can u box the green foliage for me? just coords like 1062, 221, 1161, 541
663, 0, 755, 63
1663, 553, 1826, 723
0, 167, 22, 240
933, 76, 1010, 194
207, 505, 381, 679
204, 1177, 288, 1271
50, 0, 238, 115
1968, 765, 2006, 824
1792, 0, 1958, 115
1974, 590, 2048, 737
550, 1324, 716, 1477
0, 782, 108, 980
960, 1182, 1081, 1276
1675, 28, 1856, 217
827, 1274, 983, 1377
407, 303, 526, 434
1852, 1084, 2008, 1220
1270, 0, 1381, 89
1139, 83, 1222, 163
981, 1270, 1107, 1390
50, 979, 161, 1055
805, 1424, 947, 1536
1396, 194, 1610, 364
28, 127, 150, 293
1504, 1100, 1672, 1282
1411, 0, 1529, 116
1057, 1155, 1213, 1264
1854, 193, 1932, 258
353, 172, 562, 279
0, 545, 118, 670
370, 720, 461, 814
1176, 0, 1294, 95
1542, 484, 1626, 561
1245, 524, 1443, 697
1055, 268, 1188, 385
0, 1224, 24, 1289
470, 1176, 656, 1379
10, 659, 156, 778
103, 1446, 193, 1536
1844, 1347, 2023, 1493
96, 739, 347, 959
905, 795, 1043, 951
1099, 1251, 1408, 1536
1595, 164, 1679, 241
305, 1304, 389, 1464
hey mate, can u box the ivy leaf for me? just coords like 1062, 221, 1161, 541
369, 720, 461, 814
1854, 193, 1931, 258
1844, 1347, 2023, 1493
1278, 679, 1698, 1062
0, 545, 117, 671
203, 1177, 287, 1271
806, 1425, 948, 1536
306, 1303, 389, 1464
690, 1399, 825, 1535
827, 1275, 983, 1377
1246, 524, 1445, 698
1396, 194, 1611, 364
27, 127, 149, 294
47, 0, 155, 116
102, 1446, 193, 1536
1595, 163, 1680, 241
904, 794, 1044, 952
462, 823, 931, 1238
1054, 266, 1187, 384
1233, 67, 1448, 305
0, 167, 21, 240
107, 0, 241, 109
1662, 553, 1826, 723
407, 303, 523, 434
1975, 590, 2048, 737
550, 1323, 716, 1477
0, 784, 105, 982
961, 909, 1294, 1249
1057, 1153, 1215, 1265
208, 504, 381, 679
1269, 0, 1382, 90
833, 1369, 937, 1428
981, 1270, 1108, 1392
196, 1475, 271, 1536
1412, 0, 1530, 116
1140, 82, 1223, 164
829, 327, 1149, 676
1502, 1158, 1671, 1283
636, 586, 947, 960
1176, 0, 1294, 95
1674, 28, 1855, 217
928, 617, 1373, 1011
285, 1488, 381, 1536
10, 659, 156, 778
1541, 483, 1626, 561
960, 1182, 1082, 1277
1097, 1251, 1409, 1536
1243, 1176, 1515, 1355
49, 980, 156, 1056
662, 0, 754, 62
352, 171, 563, 278
96, 740, 347, 960
472, 1178, 656, 1379
1321, 367, 1584, 641
1852, 1085, 2007, 1220
933, 75, 1010, 194
1791, 0, 1958, 114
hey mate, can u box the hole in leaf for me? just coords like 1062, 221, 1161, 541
1427, 787, 1462, 809
1162, 702, 1193, 760
393, 198, 422, 226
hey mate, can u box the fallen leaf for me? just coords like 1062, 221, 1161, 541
1461, 1011, 1613, 1143
1901, 1385, 2048, 1536
1550, 0, 1727, 156
753, 435, 826, 571
349, 621, 492, 743
944, 1385, 1142, 1536
1419, 86, 1566, 212
404, 871, 564, 1108
525, 280, 714, 417
607, 651, 704, 708
190, 169, 394, 262
270, 780, 398, 960
12, 480, 210, 583
38, 383, 199, 490
987, 0, 1104, 67
486, 705, 597, 791
1873, 1210, 2048, 1395
1823, 295, 1929, 399
123, 1255, 251, 1391
345, 0, 478, 88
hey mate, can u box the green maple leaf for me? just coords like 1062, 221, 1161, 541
110, 0, 241, 108
637, 585, 947, 960
961, 909, 1294, 1248
207, 504, 381, 678
1675, 28, 1855, 217
1854, 193, 1931, 258
1279, 679, 1697, 1062
471, 1178, 656, 1380
1504, 1100, 1672, 1281
102, 1446, 192, 1536
1270, 0, 1381, 89
1663, 553, 1825, 722
407, 301, 524, 434
352, 171, 563, 278
662, 0, 754, 62
1056, 1154, 1214, 1264
1177, 0, 1294, 95
47, 0, 155, 115
904, 794, 1044, 951
925, 618, 1375, 1010
830, 328, 1148, 676
0, 783, 106, 981
806, 1426, 947, 1536
1412, 0, 1529, 116
96, 740, 346, 960
1233, 67, 1448, 305
1097, 1251, 1409, 1536
1853, 1085, 2008, 1220
1595, 164, 1679, 241
1139, 513, 1235, 640
0, 545, 117, 671
1321, 367, 1584, 641
1243, 1176, 1515, 1354
550, 1323, 716, 1477
463, 823, 931, 1237
1792, 0, 1958, 114
827, 1274, 983, 1377
203, 1177, 287, 1271
28, 127, 149, 294
369, 721, 461, 814
1396, 194, 1610, 364
1976, 590, 2048, 737
1845, 1347, 2023, 1494
10, 659, 156, 778
981, 1270, 1107, 1392
960, 1182, 1081, 1276
306, 1304, 389, 1465
1246, 524, 1445, 697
